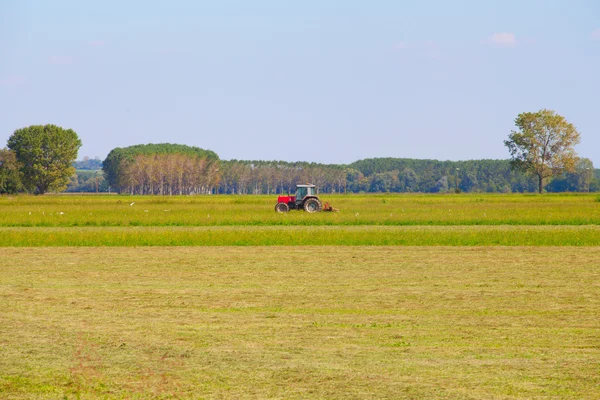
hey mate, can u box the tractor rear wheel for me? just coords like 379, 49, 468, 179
303, 198, 322, 213
275, 202, 290, 213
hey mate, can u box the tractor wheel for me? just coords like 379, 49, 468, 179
275, 202, 290, 213
303, 198, 322, 213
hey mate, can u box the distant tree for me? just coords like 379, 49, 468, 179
369, 173, 389, 192
103, 143, 219, 194
7, 125, 82, 194
546, 158, 596, 193
0, 148, 23, 194
74, 156, 103, 170
434, 176, 449, 193
65, 170, 108, 193
504, 110, 581, 193
590, 170, 600, 192
400, 168, 418, 192
572, 158, 595, 192
460, 171, 478, 193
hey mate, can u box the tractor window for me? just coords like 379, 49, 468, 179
307, 186, 315, 196
296, 186, 307, 199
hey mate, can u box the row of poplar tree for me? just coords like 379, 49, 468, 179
102, 144, 220, 195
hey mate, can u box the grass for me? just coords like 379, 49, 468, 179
2, 193, 598, 398
1, 193, 598, 246
1, 225, 600, 246
1, 193, 599, 227
1, 247, 599, 399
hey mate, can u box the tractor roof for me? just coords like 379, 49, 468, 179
296, 184, 316, 188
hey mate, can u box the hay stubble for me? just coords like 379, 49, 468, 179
1, 247, 599, 399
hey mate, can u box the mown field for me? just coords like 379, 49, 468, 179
1, 193, 599, 399
1, 247, 599, 399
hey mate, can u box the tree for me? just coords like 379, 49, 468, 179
7, 124, 82, 194
504, 109, 581, 194
434, 176, 449, 193
546, 158, 596, 193
572, 158, 595, 193
400, 168, 418, 192
0, 148, 23, 194
102, 143, 219, 194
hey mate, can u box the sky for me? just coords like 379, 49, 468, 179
1, 0, 599, 165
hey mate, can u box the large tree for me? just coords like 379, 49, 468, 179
504, 109, 581, 193
7, 124, 82, 194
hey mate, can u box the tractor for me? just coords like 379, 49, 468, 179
275, 184, 336, 213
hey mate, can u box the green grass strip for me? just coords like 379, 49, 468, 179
2, 226, 600, 246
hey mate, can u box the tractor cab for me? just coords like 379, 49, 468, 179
295, 184, 316, 204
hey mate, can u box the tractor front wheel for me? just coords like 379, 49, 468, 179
303, 198, 323, 213
275, 202, 290, 213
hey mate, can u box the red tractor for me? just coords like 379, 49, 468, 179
275, 184, 325, 213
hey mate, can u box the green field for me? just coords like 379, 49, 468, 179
1, 194, 599, 399
1, 193, 599, 228
0, 193, 599, 246
2, 226, 600, 246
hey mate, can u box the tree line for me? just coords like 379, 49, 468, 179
64, 156, 598, 195
215, 158, 598, 194
1, 111, 597, 195
217, 161, 347, 194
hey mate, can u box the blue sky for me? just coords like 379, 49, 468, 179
1, 0, 599, 165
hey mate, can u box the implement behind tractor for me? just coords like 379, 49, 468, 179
275, 184, 338, 213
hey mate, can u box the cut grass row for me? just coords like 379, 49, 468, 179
2, 225, 600, 246
1, 247, 599, 399
1, 193, 600, 227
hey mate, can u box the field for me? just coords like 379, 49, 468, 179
1, 194, 599, 399
2, 247, 599, 399
2, 193, 600, 228
0, 193, 599, 246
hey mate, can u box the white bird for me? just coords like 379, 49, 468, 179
29, 212, 31, 215
144, 210, 149, 213
130, 202, 135, 206
59, 212, 64, 215
355, 212, 359, 217
164, 209, 170, 212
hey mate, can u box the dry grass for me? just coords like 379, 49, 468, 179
1, 247, 599, 399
